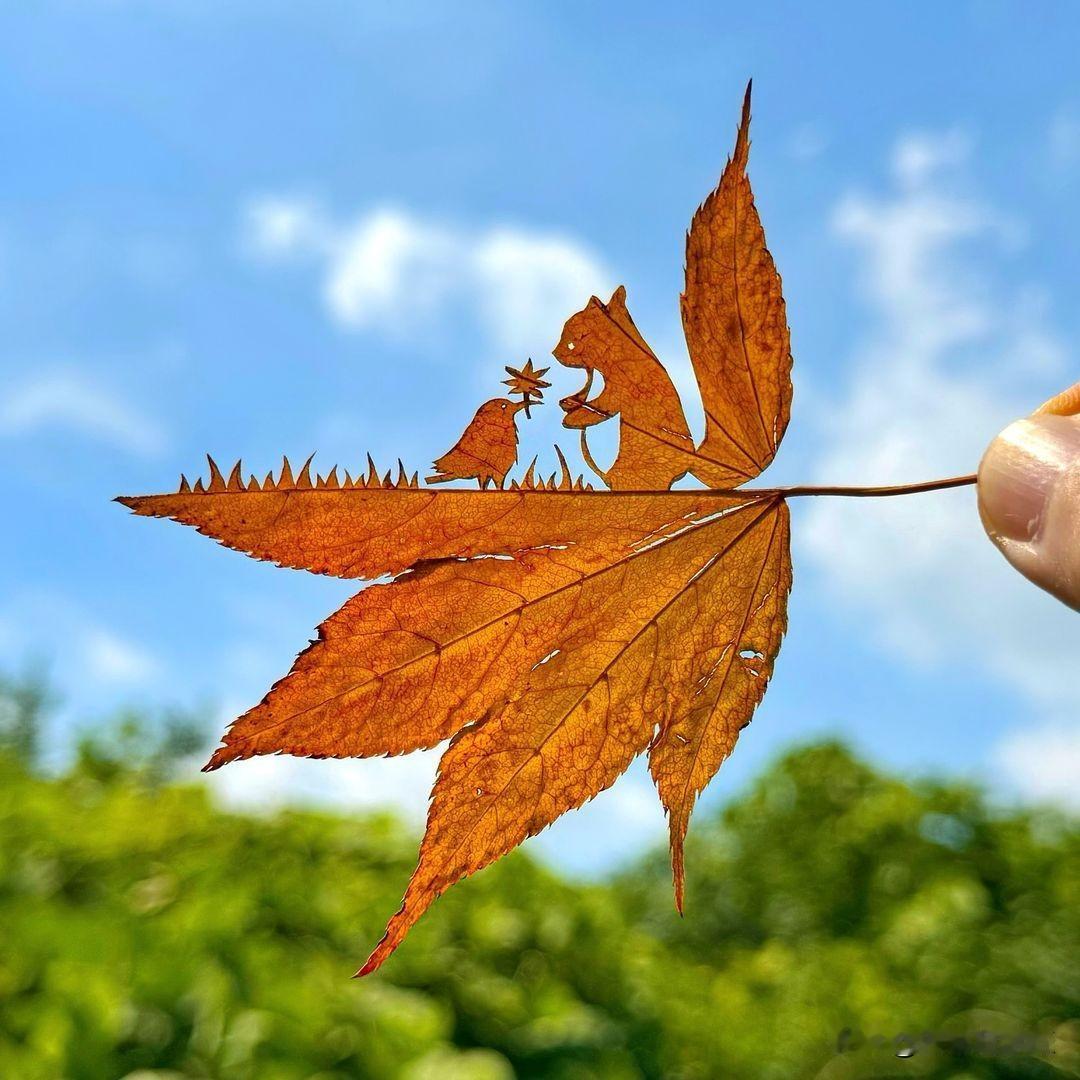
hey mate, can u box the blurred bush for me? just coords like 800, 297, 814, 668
0, 673, 1076, 1079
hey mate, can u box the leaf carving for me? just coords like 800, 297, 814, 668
553, 80, 791, 491
427, 397, 530, 489
359, 497, 789, 974
683, 81, 793, 485
555, 285, 699, 490
118, 82, 804, 975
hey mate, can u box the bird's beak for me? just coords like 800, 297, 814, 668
513, 399, 535, 415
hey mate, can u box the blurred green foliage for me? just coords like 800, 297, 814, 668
0, 674, 1076, 1079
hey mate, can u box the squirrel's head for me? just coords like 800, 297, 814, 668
554, 286, 656, 429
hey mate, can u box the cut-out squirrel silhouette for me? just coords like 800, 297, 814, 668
426, 397, 530, 489
555, 286, 699, 490
555, 279, 788, 491
554, 86, 791, 491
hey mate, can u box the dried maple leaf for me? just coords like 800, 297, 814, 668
117, 82, 974, 975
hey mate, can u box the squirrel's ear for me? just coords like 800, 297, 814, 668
604, 284, 653, 355
587, 295, 603, 309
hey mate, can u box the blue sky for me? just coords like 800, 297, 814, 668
2, 1, 1079, 872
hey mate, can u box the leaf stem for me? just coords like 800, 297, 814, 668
729, 473, 978, 499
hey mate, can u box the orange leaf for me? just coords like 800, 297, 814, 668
119, 477, 739, 580
118, 82, 799, 975
359, 497, 787, 974
198, 491, 751, 769
554, 285, 699, 490
648, 499, 791, 911
683, 81, 793, 485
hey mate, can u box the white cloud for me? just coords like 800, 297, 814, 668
472, 228, 616, 354
0, 589, 160, 691
1049, 107, 1080, 172
241, 197, 614, 357
890, 128, 971, 188
0, 368, 165, 457
800, 128, 1079, 805
243, 196, 331, 257
995, 724, 1080, 810
787, 122, 828, 161
83, 626, 158, 685
211, 732, 440, 821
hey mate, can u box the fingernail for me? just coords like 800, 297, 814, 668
1034, 379, 1080, 417
978, 414, 1080, 542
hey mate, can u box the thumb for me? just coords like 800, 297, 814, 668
978, 382, 1080, 611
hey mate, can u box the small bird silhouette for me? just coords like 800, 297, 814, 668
426, 398, 529, 489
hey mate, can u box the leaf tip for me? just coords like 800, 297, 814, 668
355, 937, 392, 978
202, 745, 235, 772
735, 80, 752, 168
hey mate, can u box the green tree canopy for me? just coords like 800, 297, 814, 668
0, 678, 1076, 1078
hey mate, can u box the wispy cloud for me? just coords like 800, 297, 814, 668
241, 197, 614, 357
0, 368, 166, 457
995, 723, 1080, 810
786, 122, 828, 161
1048, 105, 1080, 175
211, 732, 441, 820
799, 129, 1078, 805
82, 626, 158, 685
0, 589, 160, 690
890, 128, 971, 188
